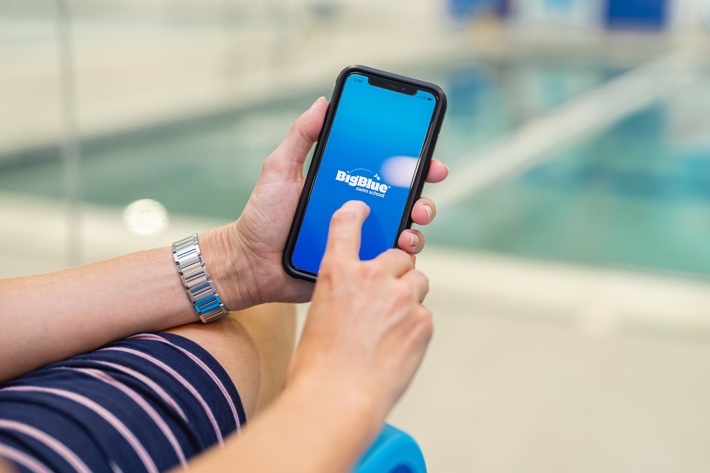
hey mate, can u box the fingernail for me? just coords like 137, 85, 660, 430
423, 204, 433, 220
409, 232, 419, 247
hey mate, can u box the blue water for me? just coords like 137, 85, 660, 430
428, 100, 710, 276
5, 58, 706, 276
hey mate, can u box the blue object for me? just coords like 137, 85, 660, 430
291, 72, 436, 275
194, 293, 225, 315
448, 0, 497, 21
605, 0, 668, 30
0, 332, 247, 472
352, 424, 427, 473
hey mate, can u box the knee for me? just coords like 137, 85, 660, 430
166, 303, 296, 419
231, 303, 297, 414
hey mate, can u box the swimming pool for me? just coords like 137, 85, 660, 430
427, 65, 710, 277
4, 56, 707, 277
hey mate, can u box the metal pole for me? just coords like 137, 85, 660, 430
55, 0, 82, 267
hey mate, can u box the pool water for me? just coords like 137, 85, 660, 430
429, 88, 710, 277
0, 99, 312, 220
4, 58, 708, 277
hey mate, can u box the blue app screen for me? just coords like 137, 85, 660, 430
291, 73, 437, 275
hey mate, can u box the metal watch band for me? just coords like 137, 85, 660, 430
172, 234, 229, 323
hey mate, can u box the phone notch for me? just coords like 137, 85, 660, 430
367, 76, 417, 96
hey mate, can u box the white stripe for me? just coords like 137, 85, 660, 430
0, 419, 91, 473
101, 346, 224, 445
1, 386, 158, 473
131, 333, 241, 432
430, 49, 698, 208
88, 360, 188, 422
63, 367, 188, 468
0, 444, 52, 473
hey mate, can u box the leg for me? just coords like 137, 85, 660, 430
0, 304, 295, 473
165, 303, 296, 419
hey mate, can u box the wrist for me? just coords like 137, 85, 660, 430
198, 224, 260, 311
285, 372, 384, 441
285, 360, 388, 438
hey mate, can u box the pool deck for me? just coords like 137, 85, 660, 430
1, 15, 697, 163
0, 5, 466, 161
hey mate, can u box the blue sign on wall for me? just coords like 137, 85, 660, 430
605, 0, 668, 30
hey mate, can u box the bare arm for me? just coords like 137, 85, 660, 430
0, 247, 191, 381
187, 202, 433, 473
0, 100, 331, 382
0, 231, 248, 382
187, 375, 380, 473
0, 97, 447, 384
1, 98, 447, 472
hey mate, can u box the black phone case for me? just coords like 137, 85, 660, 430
282, 65, 447, 282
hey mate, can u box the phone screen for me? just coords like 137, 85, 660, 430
291, 73, 438, 275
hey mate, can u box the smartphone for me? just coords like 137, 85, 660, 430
283, 65, 447, 282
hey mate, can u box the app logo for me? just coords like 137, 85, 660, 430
335, 169, 389, 198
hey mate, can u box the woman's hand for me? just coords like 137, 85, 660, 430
287, 201, 433, 428
205, 97, 448, 310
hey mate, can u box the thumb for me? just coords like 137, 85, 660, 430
272, 97, 328, 173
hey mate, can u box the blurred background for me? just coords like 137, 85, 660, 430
2, 0, 710, 471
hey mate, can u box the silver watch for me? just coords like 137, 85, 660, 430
172, 234, 229, 323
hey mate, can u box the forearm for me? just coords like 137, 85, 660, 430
185, 378, 382, 473
0, 247, 193, 381
0, 228, 250, 382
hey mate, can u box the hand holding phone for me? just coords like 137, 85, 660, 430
283, 66, 447, 281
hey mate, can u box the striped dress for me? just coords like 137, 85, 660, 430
0, 332, 247, 472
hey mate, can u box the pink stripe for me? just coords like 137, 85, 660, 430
1, 386, 158, 473
101, 346, 223, 445
0, 419, 90, 473
87, 360, 187, 421
0, 444, 52, 473
131, 333, 241, 432
63, 367, 188, 468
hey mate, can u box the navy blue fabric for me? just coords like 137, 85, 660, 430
0, 333, 246, 473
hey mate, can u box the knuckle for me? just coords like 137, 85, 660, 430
415, 307, 434, 339
331, 208, 356, 224
385, 248, 410, 263
318, 260, 353, 286
361, 262, 385, 281
261, 155, 278, 173
391, 282, 414, 304
417, 271, 430, 291
291, 116, 309, 141
382, 248, 399, 257
316, 264, 338, 285
318, 261, 335, 278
